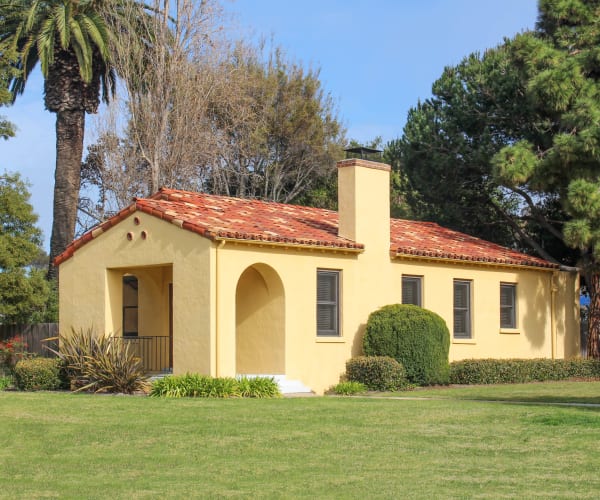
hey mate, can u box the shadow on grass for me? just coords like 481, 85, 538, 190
377, 381, 600, 408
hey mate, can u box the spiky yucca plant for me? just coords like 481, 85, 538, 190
46, 328, 149, 394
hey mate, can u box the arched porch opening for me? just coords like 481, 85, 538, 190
235, 263, 285, 374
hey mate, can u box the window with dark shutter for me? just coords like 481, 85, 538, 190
402, 276, 422, 306
317, 270, 340, 336
453, 280, 471, 339
500, 283, 516, 329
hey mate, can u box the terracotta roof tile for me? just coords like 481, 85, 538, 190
54, 188, 557, 270
390, 219, 556, 269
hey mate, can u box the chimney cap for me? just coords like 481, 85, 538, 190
344, 146, 383, 159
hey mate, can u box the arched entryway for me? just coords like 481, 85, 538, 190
235, 263, 285, 374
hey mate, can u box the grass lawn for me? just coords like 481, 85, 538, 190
1, 383, 600, 499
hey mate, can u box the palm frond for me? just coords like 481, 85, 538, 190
54, 1, 71, 50
80, 12, 109, 61
25, 0, 41, 33
37, 16, 56, 76
69, 17, 93, 82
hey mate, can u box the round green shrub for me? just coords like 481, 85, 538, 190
14, 357, 63, 391
363, 304, 450, 385
345, 356, 408, 391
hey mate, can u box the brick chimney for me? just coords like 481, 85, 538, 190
337, 158, 391, 253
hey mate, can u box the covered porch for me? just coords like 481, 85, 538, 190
107, 264, 173, 374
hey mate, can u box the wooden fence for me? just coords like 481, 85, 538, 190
0, 323, 58, 357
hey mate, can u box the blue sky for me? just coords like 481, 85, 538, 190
1, 0, 538, 249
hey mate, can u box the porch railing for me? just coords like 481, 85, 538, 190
117, 336, 171, 374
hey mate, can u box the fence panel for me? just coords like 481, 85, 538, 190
0, 323, 58, 357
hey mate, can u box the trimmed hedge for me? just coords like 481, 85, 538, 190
450, 358, 600, 385
363, 304, 450, 385
345, 356, 409, 391
13, 357, 64, 391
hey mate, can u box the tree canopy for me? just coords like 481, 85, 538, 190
1, 0, 150, 278
0, 40, 17, 139
79, 27, 346, 230
0, 173, 52, 324
396, 0, 600, 356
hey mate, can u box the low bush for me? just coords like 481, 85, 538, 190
450, 358, 600, 385
345, 356, 409, 391
13, 357, 63, 391
0, 375, 13, 390
363, 304, 450, 385
46, 328, 149, 394
150, 374, 280, 398
0, 335, 30, 375
330, 381, 367, 395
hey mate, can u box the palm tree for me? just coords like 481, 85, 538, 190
1, 0, 146, 279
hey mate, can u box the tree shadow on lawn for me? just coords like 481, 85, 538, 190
390, 381, 600, 407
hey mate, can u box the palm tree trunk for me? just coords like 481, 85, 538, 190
48, 109, 85, 280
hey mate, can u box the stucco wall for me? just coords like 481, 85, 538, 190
210, 241, 578, 394
59, 212, 213, 375
60, 204, 580, 395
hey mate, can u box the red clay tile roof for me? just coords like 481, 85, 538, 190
391, 219, 557, 269
54, 188, 557, 270
136, 188, 362, 250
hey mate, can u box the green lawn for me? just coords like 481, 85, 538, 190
1, 383, 600, 498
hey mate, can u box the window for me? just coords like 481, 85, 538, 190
317, 270, 340, 336
453, 280, 471, 339
500, 283, 517, 329
123, 275, 139, 336
402, 275, 422, 306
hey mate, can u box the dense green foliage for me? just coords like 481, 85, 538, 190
48, 328, 149, 394
13, 357, 63, 391
363, 304, 450, 385
0, 41, 18, 139
450, 358, 600, 385
395, 0, 600, 356
0, 173, 53, 324
0, 375, 11, 390
150, 374, 281, 398
345, 356, 409, 391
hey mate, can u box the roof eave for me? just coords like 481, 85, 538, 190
391, 251, 559, 272
214, 236, 364, 253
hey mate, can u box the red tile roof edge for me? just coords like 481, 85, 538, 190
392, 249, 558, 270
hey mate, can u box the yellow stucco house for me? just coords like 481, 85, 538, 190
56, 159, 580, 394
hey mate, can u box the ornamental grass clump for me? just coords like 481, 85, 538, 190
330, 381, 367, 395
46, 328, 149, 394
363, 304, 450, 385
150, 374, 280, 398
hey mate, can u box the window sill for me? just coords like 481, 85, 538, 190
452, 338, 476, 345
316, 336, 345, 343
499, 328, 520, 335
